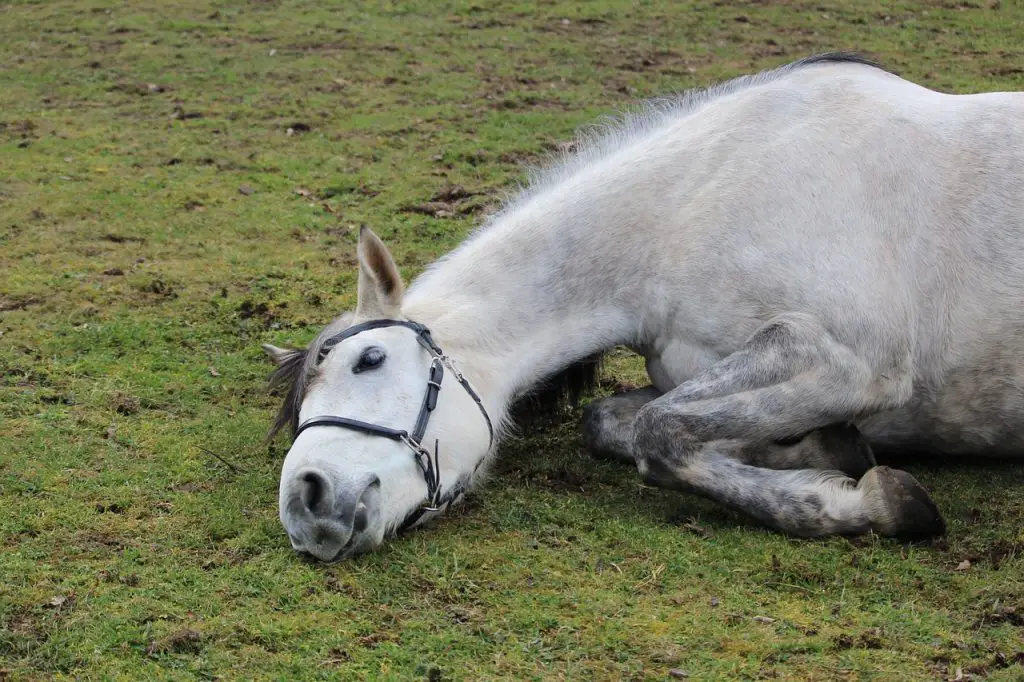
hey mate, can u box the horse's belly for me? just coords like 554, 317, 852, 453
645, 340, 1024, 459
643, 340, 722, 393
860, 364, 1024, 459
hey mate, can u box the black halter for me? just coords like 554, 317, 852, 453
293, 319, 494, 532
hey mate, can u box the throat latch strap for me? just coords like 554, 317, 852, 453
412, 358, 444, 443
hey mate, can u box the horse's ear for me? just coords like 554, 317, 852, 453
355, 227, 404, 319
262, 344, 303, 366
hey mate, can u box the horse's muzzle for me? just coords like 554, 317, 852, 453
280, 469, 381, 562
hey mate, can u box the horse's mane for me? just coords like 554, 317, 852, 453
513, 52, 886, 209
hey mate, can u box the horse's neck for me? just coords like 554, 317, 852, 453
402, 192, 640, 421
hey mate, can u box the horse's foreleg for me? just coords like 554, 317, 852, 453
631, 314, 945, 539
586, 388, 876, 478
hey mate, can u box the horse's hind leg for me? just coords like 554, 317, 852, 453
632, 313, 945, 539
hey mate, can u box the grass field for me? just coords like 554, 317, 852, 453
2, 1, 1023, 679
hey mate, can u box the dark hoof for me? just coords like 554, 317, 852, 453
817, 422, 877, 479
581, 403, 608, 459
863, 466, 946, 540
581, 402, 635, 463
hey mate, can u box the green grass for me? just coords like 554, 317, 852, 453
2, 0, 1023, 679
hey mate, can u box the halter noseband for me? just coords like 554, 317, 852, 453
293, 319, 494, 532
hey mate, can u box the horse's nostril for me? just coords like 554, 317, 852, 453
301, 471, 328, 513
352, 476, 379, 533
353, 503, 369, 533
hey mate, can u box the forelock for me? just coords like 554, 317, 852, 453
266, 312, 355, 440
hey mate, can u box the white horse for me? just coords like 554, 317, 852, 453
263, 54, 1024, 562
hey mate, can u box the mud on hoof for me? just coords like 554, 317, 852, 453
860, 466, 946, 540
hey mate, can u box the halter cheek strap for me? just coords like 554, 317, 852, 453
293, 319, 494, 532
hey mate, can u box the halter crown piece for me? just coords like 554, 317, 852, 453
293, 319, 494, 532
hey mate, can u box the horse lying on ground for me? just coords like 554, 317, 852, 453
262, 53, 1024, 562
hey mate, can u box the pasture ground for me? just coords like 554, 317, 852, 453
2, 1, 1023, 679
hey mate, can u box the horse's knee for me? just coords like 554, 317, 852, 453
632, 403, 696, 487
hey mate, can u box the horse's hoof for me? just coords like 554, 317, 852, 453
861, 466, 946, 540
816, 422, 877, 479
581, 402, 636, 464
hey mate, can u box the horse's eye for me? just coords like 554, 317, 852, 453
353, 347, 385, 373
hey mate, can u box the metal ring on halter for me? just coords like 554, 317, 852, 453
292, 319, 494, 531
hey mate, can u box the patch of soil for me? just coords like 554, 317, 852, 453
992, 651, 1024, 668
356, 631, 399, 649
237, 300, 270, 320
5, 610, 48, 644
598, 377, 640, 394
1, 119, 37, 142
490, 94, 569, 111
170, 106, 204, 120
80, 530, 127, 552
0, 297, 41, 312
111, 392, 140, 415
320, 184, 380, 199
617, 48, 687, 73
400, 184, 490, 219
140, 278, 177, 299
665, 513, 712, 539
537, 466, 589, 493
981, 539, 1022, 570
533, 16, 610, 36
38, 392, 75, 406
103, 233, 145, 244
947, 539, 1023, 570
235, 298, 288, 329
147, 628, 204, 656
497, 149, 544, 166
324, 646, 352, 664
170, 482, 214, 493
109, 82, 168, 96
981, 603, 1023, 627
446, 605, 481, 624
